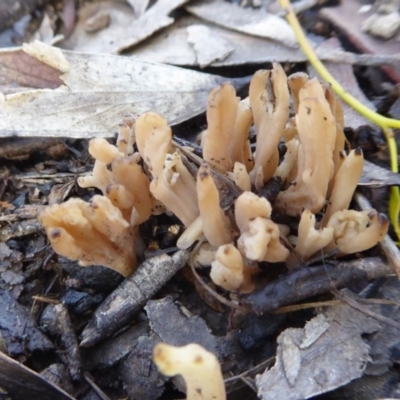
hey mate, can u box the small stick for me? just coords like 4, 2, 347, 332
80, 250, 189, 347
241, 257, 392, 314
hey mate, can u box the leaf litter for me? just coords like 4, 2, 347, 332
0, 41, 250, 138
1, 1, 400, 400
256, 296, 381, 400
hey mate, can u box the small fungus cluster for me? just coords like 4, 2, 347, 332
39, 62, 389, 290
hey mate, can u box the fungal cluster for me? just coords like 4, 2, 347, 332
38, 63, 388, 290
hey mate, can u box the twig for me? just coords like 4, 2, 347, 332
242, 257, 392, 314
83, 372, 111, 400
331, 288, 400, 330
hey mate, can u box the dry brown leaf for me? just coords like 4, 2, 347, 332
0, 41, 248, 138
186, 0, 297, 48
0, 46, 65, 93
256, 299, 380, 399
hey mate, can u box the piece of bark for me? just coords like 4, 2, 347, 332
0, 218, 43, 242
40, 364, 76, 398
120, 333, 165, 400
0, 289, 53, 357
145, 296, 219, 354
0, 138, 64, 159
84, 319, 149, 370
40, 304, 81, 381
80, 250, 190, 347
61, 260, 124, 293
241, 257, 392, 314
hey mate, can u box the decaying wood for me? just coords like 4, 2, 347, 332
0, 289, 53, 356
242, 257, 392, 314
80, 249, 189, 347
40, 304, 82, 382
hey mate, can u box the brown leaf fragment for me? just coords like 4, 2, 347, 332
186, 0, 297, 47
0, 50, 64, 93
256, 300, 381, 399
80, 250, 189, 347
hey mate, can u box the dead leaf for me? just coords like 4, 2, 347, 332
186, 0, 297, 48
256, 300, 380, 399
0, 49, 64, 93
360, 160, 400, 187
60, 1, 135, 53
127, 0, 150, 17
131, 15, 307, 67
308, 38, 377, 129
187, 24, 234, 68
0, 42, 249, 138
62, 0, 187, 54
115, 0, 188, 53
320, 0, 400, 83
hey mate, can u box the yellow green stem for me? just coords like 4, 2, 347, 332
278, 0, 400, 241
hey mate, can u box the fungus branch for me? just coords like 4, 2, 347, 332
278, 0, 400, 242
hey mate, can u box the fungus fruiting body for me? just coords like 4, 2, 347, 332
39, 65, 388, 292
38, 196, 136, 277
153, 343, 226, 400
